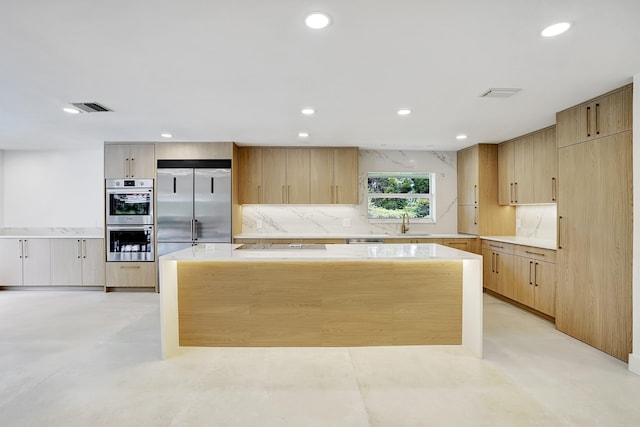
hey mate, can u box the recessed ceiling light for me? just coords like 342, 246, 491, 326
305, 12, 332, 29
63, 107, 80, 114
301, 108, 316, 115
298, 132, 310, 138
456, 134, 468, 140
161, 133, 173, 138
541, 22, 571, 37
397, 109, 412, 116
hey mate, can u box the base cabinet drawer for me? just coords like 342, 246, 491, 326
106, 262, 156, 289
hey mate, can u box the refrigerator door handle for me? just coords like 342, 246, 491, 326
211, 177, 215, 194
173, 177, 177, 194
193, 219, 199, 240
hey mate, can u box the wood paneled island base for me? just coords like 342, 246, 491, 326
177, 260, 462, 347
159, 243, 483, 358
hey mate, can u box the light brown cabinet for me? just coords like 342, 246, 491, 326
457, 144, 514, 236
50, 239, 105, 286
238, 147, 358, 204
557, 84, 632, 148
442, 238, 479, 254
556, 131, 632, 361
512, 247, 556, 317
155, 142, 233, 160
482, 241, 515, 300
105, 262, 157, 290
238, 147, 263, 203
498, 126, 557, 205
104, 144, 155, 178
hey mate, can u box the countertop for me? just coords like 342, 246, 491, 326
480, 236, 556, 250
0, 227, 104, 239
234, 233, 475, 240
161, 243, 482, 261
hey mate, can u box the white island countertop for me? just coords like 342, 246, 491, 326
234, 233, 475, 240
161, 242, 483, 262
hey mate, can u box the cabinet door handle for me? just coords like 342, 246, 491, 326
282, 185, 286, 203
130, 157, 136, 177
491, 252, 495, 273
510, 183, 514, 203
586, 106, 591, 137
336, 185, 340, 203
534, 262, 540, 286
121, 266, 141, 270
125, 158, 129, 177
82, 239, 87, 259
558, 216, 563, 249
257, 185, 262, 203
331, 185, 335, 203
287, 185, 291, 203
514, 182, 518, 203
18, 240, 23, 259
529, 261, 533, 285
23, 240, 28, 258
551, 177, 556, 202
489, 244, 504, 249
495, 253, 499, 274
474, 206, 478, 225
77, 239, 82, 259
474, 184, 477, 204
595, 103, 600, 136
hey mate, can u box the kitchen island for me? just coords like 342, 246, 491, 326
160, 243, 483, 358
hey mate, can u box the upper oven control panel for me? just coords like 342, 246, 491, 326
106, 179, 153, 188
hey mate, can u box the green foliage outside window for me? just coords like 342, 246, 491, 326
367, 173, 434, 221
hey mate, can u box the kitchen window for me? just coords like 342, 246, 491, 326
367, 172, 435, 222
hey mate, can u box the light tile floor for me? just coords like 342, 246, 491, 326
1, 290, 639, 426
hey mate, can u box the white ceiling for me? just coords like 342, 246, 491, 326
1, 0, 639, 152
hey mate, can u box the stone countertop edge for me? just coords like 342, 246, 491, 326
234, 233, 477, 239
480, 236, 557, 250
160, 243, 483, 262
0, 228, 104, 239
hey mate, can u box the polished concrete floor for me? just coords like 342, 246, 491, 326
1, 290, 639, 427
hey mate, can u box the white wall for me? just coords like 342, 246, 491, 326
3, 150, 103, 227
0, 150, 4, 226
631, 74, 640, 374
241, 150, 458, 235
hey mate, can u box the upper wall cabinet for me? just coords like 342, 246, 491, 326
155, 142, 233, 160
104, 144, 155, 179
238, 147, 359, 204
557, 84, 632, 148
497, 126, 557, 205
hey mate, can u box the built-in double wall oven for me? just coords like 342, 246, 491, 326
106, 179, 154, 262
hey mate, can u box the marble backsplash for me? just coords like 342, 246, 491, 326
515, 205, 557, 241
241, 150, 458, 235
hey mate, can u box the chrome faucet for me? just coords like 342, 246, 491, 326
401, 213, 410, 234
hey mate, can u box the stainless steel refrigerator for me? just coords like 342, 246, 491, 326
156, 160, 232, 257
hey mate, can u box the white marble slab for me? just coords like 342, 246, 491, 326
234, 233, 476, 240
161, 243, 482, 261
0, 227, 104, 239
481, 236, 556, 250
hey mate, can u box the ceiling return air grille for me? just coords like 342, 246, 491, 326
480, 88, 522, 98
70, 102, 113, 113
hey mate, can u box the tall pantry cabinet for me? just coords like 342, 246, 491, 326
457, 144, 515, 236
555, 84, 632, 362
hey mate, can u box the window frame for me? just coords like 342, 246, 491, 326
366, 172, 436, 223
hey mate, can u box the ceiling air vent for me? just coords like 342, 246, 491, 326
480, 88, 522, 98
70, 102, 113, 113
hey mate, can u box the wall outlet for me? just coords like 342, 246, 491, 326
342, 218, 351, 227
515, 218, 522, 228
257, 219, 263, 229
